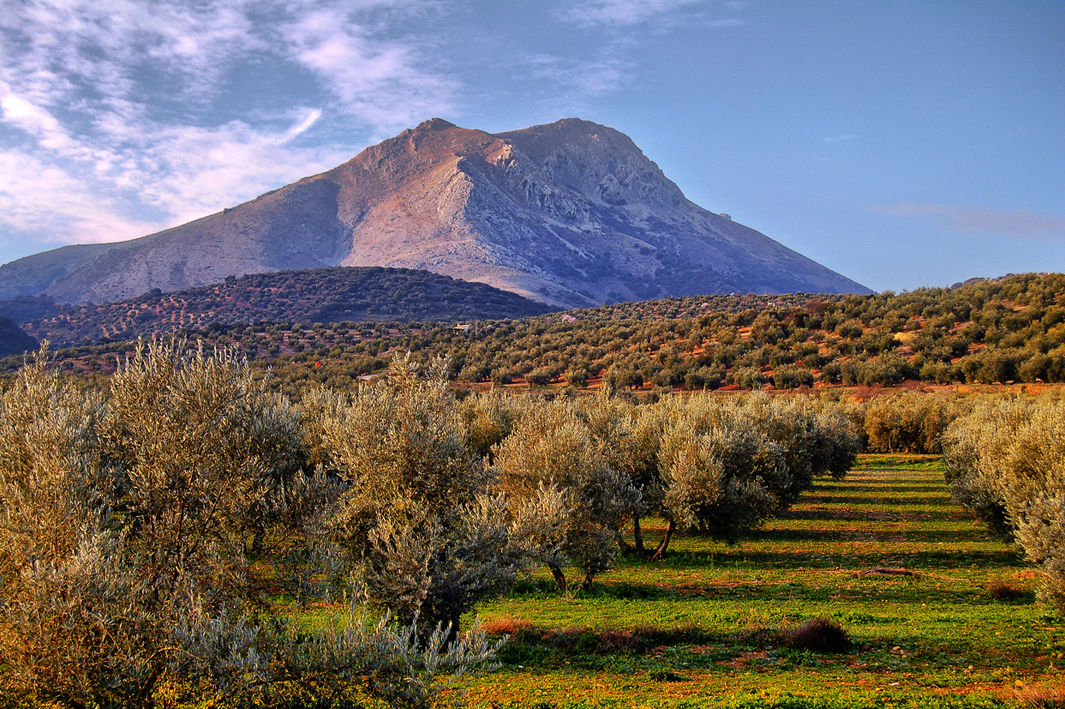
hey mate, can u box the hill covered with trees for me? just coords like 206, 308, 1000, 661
7, 274, 1064, 398
9, 267, 557, 347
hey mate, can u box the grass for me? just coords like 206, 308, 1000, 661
461, 455, 1065, 708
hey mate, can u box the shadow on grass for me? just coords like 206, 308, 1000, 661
811, 495, 953, 506
813, 484, 949, 494
622, 546, 1024, 573
752, 527, 992, 544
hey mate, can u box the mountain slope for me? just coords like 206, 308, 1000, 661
0, 118, 870, 307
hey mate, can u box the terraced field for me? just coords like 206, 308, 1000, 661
465, 456, 1064, 708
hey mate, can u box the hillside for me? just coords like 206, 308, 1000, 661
17, 267, 555, 346
0, 118, 868, 308
13, 274, 1064, 399
0, 317, 37, 357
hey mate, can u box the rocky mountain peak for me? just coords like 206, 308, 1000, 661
415, 117, 457, 132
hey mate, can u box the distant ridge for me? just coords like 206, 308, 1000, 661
0, 117, 871, 307
16, 267, 556, 347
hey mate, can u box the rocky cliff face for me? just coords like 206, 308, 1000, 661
0, 118, 870, 307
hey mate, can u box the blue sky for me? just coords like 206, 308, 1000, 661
0, 0, 1061, 292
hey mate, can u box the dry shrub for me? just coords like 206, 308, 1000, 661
987, 580, 1035, 601
1012, 682, 1065, 708
482, 616, 535, 639
788, 618, 850, 653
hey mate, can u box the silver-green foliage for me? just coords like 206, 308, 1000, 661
943, 396, 1065, 611
493, 398, 639, 590
651, 393, 859, 554
311, 355, 523, 632
864, 391, 971, 454
0, 345, 498, 708
0, 352, 160, 708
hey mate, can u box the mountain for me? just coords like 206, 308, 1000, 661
0, 118, 870, 308
15, 267, 557, 347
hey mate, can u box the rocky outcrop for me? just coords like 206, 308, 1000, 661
0, 118, 870, 307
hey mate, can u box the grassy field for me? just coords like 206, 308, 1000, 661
462, 455, 1064, 708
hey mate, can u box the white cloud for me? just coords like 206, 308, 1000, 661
557, 0, 744, 28
524, 54, 635, 98
561, 0, 704, 27
823, 134, 856, 144
281, 109, 323, 144
280, 5, 455, 132
872, 203, 1065, 240
0, 0, 456, 257
0, 151, 160, 245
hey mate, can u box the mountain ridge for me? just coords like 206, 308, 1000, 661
0, 117, 871, 307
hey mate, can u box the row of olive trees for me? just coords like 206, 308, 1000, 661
456, 387, 860, 589
942, 395, 1065, 612
0, 344, 497, 709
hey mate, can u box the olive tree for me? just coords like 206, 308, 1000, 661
312, 355, 523, 635
943, 396, 1065, 611
0, 353, 153, 708
574, 391, 666, 555
493, 400, 639, 591
649, 393, 858, 559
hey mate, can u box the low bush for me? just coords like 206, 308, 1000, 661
788, 618, 850, 653
987, 580, 1035, 602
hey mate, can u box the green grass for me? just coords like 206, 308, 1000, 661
462, 455, 1064, 708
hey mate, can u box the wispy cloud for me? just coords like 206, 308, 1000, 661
872, 203, 1065, 240
557, 0, 744, 29
0, 0, 455, 255
280, 4, 456, 134
523, 54, 635, 98
823, 134, 856, 144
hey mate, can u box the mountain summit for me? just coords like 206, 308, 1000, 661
0, 118, 869, 307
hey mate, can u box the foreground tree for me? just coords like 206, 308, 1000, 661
574, 391, 666, 556
944, 397, 1065, 611
311, 355, 524, 635
493, 400, 639, 591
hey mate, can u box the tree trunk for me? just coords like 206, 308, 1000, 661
547, 563, 569, 593
446, 612, 461, 646
251, 528, 266, 557
633, 514, 645, 555
651, 519, 676, 561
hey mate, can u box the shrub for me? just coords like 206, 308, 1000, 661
788, 618, 850, 653
987, 580, 1034, 602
